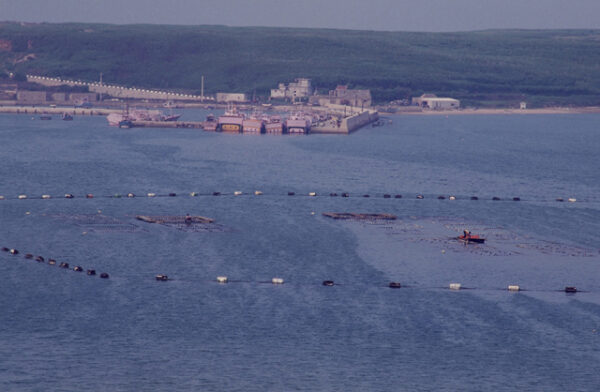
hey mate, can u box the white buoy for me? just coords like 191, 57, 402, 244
127, 193, 135, 198
0, 196, 4, 200
42, 194, 51, 199
147, 193, 156, 197
508, 285, 520, 292
568, 198, 576, 203
449, 196, 456, 200
216, 276, 228, 283
449, 283, 462, 290
272, 277, 284, 284
254, 190, 263, 195
190, 192, 198, 197
234, 191, 242, 196
18, 194, 27, 199
308, 192, 317, 197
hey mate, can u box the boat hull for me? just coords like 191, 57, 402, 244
219, 123, 242, 133
458, 235, 485, 244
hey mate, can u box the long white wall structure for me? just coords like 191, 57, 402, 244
26, 75, 212, 101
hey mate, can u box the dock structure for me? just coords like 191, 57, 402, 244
130, 120, 205, 129
1, 102, 380, 133
0, 105, 113, 116
311, 109, 379, 134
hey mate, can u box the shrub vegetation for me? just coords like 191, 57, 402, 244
1, 22, 600, 106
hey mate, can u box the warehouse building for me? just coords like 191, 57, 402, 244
16, 90, 48, 104
412, 94, 460, 109
328, 85, 372, 107
216, 93, 249, 103
270, 78, 313, 101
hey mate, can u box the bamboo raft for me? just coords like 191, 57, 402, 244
136, 215, 214, 224
322, 212, 397, 221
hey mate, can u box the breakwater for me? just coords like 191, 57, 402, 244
312, 110, 379, 134
27, 75, 208, 102
0, 105, 112, 116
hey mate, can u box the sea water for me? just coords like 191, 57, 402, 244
0, 111, 599, 391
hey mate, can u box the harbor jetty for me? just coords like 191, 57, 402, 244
1, 102, 380, 133
129, 120, 204, 129
0, 105, 113, 116
312, 109, 379, 134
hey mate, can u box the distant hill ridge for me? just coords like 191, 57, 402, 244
1, 22, 600, 107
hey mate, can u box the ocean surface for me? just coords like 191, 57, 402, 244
0, 110, 599, 391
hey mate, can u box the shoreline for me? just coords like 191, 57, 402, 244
2, 104, 600, 118
384, 106, 600, 116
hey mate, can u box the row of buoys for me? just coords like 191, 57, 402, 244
0, 192, 580, 202
1, 246, 109, 279
2, 248, 584, 293
182, 275, 582, 294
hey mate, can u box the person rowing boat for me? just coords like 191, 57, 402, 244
459, 229, 485, 244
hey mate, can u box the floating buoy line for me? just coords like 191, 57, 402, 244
0, 191, 586, 203
1, 246, 588, 294
1, 246, 109, 279
0, 189, 591, 291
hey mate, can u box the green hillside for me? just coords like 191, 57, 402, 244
1, 22, 600, 106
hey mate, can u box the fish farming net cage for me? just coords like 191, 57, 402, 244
322, 212, 397, 221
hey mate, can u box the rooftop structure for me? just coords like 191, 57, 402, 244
326, 85, 372, 108
412, 94, 460, 109
270, 78, 313, 100
216, 93, 248, 103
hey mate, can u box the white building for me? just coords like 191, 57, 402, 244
216, 93, 248, 103
270, 78, 313, 100
412, 94, 460, 109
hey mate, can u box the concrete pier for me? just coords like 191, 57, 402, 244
131, 120, 204, 129
0, 105, 113, 116
311, 110, 379, 134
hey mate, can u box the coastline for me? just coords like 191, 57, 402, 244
2, 103, 600, 119
385, 106, 600, 116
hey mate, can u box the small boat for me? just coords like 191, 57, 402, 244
458, 234, 485, 244
62, 113, 73, 121
118, 119, 134, 129
203, 114, 218, 131
264, 115, 285, 134
285, 113, 311, 134
242, 116, 265, 133
217, 106, 244, 133
39, 115, 52, 120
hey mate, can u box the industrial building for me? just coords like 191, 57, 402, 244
309, 85, 372, 108
16, 90, 48, 104
412, 94, 460, 109
328, 86, 372, 107
15, 90, 98, 105
216, 93, 248, 103
270, 78, 313, 101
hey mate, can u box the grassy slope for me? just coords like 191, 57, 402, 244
1, 22, 600, 106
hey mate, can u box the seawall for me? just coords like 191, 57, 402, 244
26, 75, 207, 102
0, 105, 112, 116
311, 110, 379, 134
